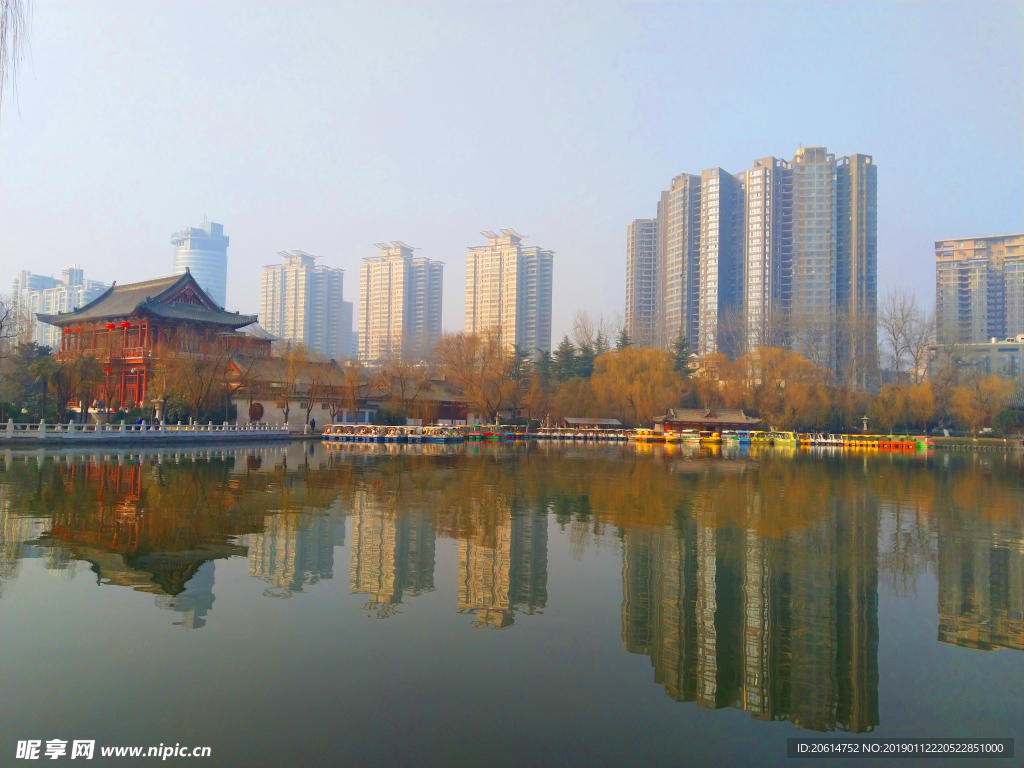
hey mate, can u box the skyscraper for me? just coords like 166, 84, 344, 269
743, 157, 791, 352
628, 146, 876, 376
171, 220, 229, 308
260, 251, 354, 359
12, 265, 108, 349
935, 234, 1024, 344
465, 229, 554, 353
658, 174, 701, 350
698, 168, 745, 356
358, 242, 443, 363
625, 219, 659, 348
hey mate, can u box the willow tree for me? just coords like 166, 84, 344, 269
0, 0, 28, 96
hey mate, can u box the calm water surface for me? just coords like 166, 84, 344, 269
1, 442, 1021, 768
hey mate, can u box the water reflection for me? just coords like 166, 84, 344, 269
247, 505, 345, 597
350, 490, 435, 617
0, 443, 1021, 732
621, 504, 879, 732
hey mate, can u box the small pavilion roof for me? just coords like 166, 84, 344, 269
563, 417, 622, 427
37, 272, 257, 329
655, 408, 762, 426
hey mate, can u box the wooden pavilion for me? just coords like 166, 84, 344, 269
37, 271, 268, 411
654, 408, 762, 435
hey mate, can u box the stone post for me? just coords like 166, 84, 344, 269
38, 419, 47, 439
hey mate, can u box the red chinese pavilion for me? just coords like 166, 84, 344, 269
37, 271, 268, 410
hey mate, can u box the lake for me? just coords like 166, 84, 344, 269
1, 441, 1021, 767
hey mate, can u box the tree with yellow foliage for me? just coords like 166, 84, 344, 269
590, 347, 679, 426
869, 384, 907, 434
905, 381, 936, 432
951, 375, 1014, 435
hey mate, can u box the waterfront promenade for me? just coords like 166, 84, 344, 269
1, 418, 294, 445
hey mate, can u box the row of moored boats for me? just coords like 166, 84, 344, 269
322, 425, 937, 450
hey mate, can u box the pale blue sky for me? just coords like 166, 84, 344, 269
1, 1, 1021, 339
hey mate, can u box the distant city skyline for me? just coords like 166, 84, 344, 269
1, 3, 1019, 342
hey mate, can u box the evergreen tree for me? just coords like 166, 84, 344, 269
576, 342, 596, 379
616, 327, 631, 351
672, 331, 691, 375
511, 344, 532, 385
553, 335, 578, 381
594, 330, 610, 356
534, 349, 555, 385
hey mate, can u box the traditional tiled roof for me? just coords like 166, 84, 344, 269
37, 272, 256, 329
563, 417, 622, 426
655, 408, 762, 426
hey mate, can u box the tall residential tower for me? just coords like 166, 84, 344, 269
935, 234, 1024, 344
465, 229, 553, 353
625, 219, 659, 348
260, 251, 355, 359
358, 242, 443, 363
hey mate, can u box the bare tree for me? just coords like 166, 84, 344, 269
0, 295, 29, 357
906, 309, 935, 384
835, 309, 877, 392
571, 310, 597, 350
382, 355, 431, 423
878, 288, 919, 380
154, 329, 235, 422
717, 305, 748, 360
302, 355, 330, 427
1, 0, 31, 115
435, 328, 512, 423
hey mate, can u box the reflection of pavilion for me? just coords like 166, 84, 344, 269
622, 498, 879, 732
16, 458, 267, 630
154, 560, 216, 630
937, 515, 1023, 652
247, 501, 345, 594
349, 490, 435, 618
458, 499, 547, 629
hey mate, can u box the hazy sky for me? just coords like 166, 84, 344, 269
1, 2, 1021, 340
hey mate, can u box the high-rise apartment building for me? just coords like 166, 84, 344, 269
465, 229, 553, 353
625, 219, 659, 348
629, 146, 876, 376
260, 251, 355, 359
171, 220, 229, 308
743, 157, 791, 351
358, 242, 443, 363
698, 168, 745, 356
935, 234, 1024, 344
12, 265, 108, 349
658, 174, 701, 350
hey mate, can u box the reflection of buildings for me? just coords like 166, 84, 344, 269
937, 515, 1023, 652
621, 501, 879, 732
458, 500, 548, 628
349, 490, 435, 618
247, 503, 346, 593
0, 502, 48, 598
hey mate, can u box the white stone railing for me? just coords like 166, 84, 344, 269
2, 419, 292, 441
